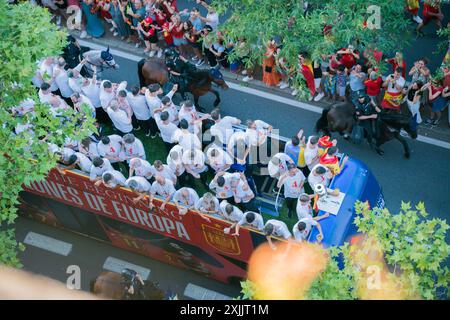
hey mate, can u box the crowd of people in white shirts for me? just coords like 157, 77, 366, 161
17, 53, 349, 249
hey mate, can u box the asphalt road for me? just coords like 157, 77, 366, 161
103, 55, 450, 223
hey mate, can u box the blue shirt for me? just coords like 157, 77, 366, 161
192, 18, 203, 31
284, 141, 300, 164
349, 72, 366, 92
132, 7, 146, 26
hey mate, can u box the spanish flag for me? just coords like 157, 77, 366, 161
319, 152, 340, 176
301, 61, 316, 97
381, 91, 403, 110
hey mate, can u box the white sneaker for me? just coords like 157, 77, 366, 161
149, 50, 156, 57
113, 32, 119, 37
110, 26, 115, 32
279, 81, 289, 89
291, 89, 299, 96
241, 70, 248, 75
242, 76, 253, 82
157, 49, 163, 58
314, 92, 325, 101
413, 15, 423, 24
308, 95, 314, 101
135, 43, 140, 48
80, 31, 87, 39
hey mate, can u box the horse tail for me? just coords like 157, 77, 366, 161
137, 59, 146, 88
315, 108, 330, 133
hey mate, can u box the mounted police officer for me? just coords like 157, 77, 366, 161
354, 93, 381, 147
164, 48, 195, 98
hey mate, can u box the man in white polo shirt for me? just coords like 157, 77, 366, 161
121, 134, 146, 161
264, 219, 292, 249
126, 176, 152, 204
149, 175, 177, 210
182, 148, 209, 187
172, 119, 202, 150
145, 83, 177, 139
209, 108, 241, 145
166, 145, 186, 185
97, 134, 124, 170
209, 171, 240, 202
57, 152, 92, 174
277, 163, 306, 219
219, 200, 244, 234
89, 157, 113, 181
293, 213, 329, 243
150, 160, 177, 184
127, 86, 151, 136
232, 211, 265, 236
154, 110, 179, 152
233, 172, 257, 212
308, 164, 333, 188
129, 158, 153, 179
107, 99, 133, 135
173, 187, 200, 216
205, 146, 233, 173
268, 152, 295, 180
95, 169, 127, 189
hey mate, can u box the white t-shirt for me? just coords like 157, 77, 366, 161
227, 131, 250, 156
97, 135, 123, 161
304, 144, 319, 170
68, 76, 83, 94
130, 158, 153, 178
268, 153, 293, 178
178, 106, 200, 134
166, 145, 185, 176
150, 164, 176, 182
122, 138, 146, 160
237, 211, 264, 230
75, 94, 96, 117
281, 170, 306, 198
172, 129, 202, 150
53, 65, 73, 98
265, 219, 292, 239
89, 158, 113, 180
155, 113, 179, 143
182, 149, 208, 174
61, 147, 76, 162
296, 201, 313, 221
75, 152, 92, 173
209, 172, 240, 199
81, 80, 101, 108
308, 164, 333, 188
102, 169, 127, 188
195, 196, 220, 214
107, 107, 133, 133
127, 92, 150, 120
206, 12, 219, 30
293, 216, 318, 241
206, 147, 233, 173
125, 176, 151, 192
219, 200, 244, 223
144, 90, 174, 116
246, 120, 271, 146
234, 179, 254, 203
78, 140, 99, 159
387, 76, 406, 94
38, 90, 53, 104
210, 116, 240, 145
150, 179, 176, 198
173, 188, 200, 208
161, 104, 179, 125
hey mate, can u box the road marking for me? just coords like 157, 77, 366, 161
77, 39, 450, 150
24, 232, 73, 256
183, 283, 231, 300
102, 257, 151, 280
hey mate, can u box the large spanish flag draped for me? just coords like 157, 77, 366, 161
381, 91, 403, 110
301, 61, 316, 96
319, 152, 340, 176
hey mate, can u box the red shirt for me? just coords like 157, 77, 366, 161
430, 85, 443, 102
423, 3, 440, 17
364, 77, 383, 96
171, 23, 184, 39
339, 48, 359, 69
162, 25, 174, 45
155, 13, 166, 27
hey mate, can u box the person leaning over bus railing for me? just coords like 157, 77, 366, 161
95, 169, 127, 189
149, 175, 177, 211
195, 192, 220, 216
89, 157, 114, 182
292, 212, 330, 244
126, 176, 152, 205
173, 187, 199, 216
56, 152, 93, 175
264, 219, 293, 250
219, 200, 244, 235
231, 211, 264, 237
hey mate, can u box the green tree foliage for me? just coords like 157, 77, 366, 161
212, 0, 413, 98
239, 201, 449, 300
0, 2, 96, 266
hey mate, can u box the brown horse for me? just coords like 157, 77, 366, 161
315, 102, 418, 158
91, 271, 165, 300
137, 58, 229, 110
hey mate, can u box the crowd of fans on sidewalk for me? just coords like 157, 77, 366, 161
33, 0, 450, 127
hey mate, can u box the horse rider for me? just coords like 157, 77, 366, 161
120, 268, 145, 300
164, 48, 195, 97
354, 93, 381, 147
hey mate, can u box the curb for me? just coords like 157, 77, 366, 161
69, 30, 450, 144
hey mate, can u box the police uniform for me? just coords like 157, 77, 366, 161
355, 97, 379, 140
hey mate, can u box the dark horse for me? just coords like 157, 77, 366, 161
137, 58, 229, 109
315, 102, 418, 158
